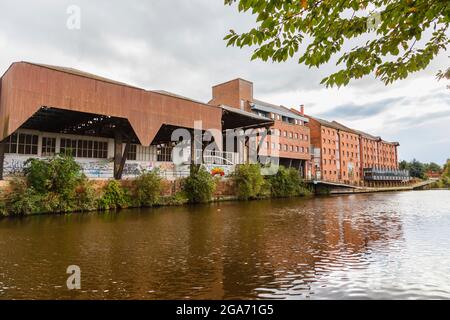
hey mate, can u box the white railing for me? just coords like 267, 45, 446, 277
194, 149, 238, 166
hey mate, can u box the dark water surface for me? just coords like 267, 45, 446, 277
1, 190, 450, 300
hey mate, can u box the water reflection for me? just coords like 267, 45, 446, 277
0, 191, 449, 299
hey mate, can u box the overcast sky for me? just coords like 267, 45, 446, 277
0, 0, 449, 164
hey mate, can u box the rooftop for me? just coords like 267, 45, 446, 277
252, 99, 309, 122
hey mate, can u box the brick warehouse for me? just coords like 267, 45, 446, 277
0, 61, 408, 184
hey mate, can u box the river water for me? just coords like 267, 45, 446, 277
0, 190, 449, 300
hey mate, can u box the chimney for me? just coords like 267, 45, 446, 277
300, 105, 305, 115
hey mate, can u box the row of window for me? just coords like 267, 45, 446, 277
323, 170, 360, 178
323, 158, 360, 168
60, 138, 109, 159
125, 144, 174, 162
5, 133, 178, 163
322, 129, 359, 141
323, 147, 359, 159
5, 133, 109, 159
262, 142, 309, 154
5, 133, 39, 155
272, 129, 309, 141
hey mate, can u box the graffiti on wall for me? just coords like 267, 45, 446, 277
3, 156, 158, 179
80, 160, 114, 179
3, 157, 28, 176
122, 162, 155, 177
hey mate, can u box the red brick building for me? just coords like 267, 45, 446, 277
306, 116, 405, 184
209, 79, 312, 178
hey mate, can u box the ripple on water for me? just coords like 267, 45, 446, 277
1, 191, 450, 299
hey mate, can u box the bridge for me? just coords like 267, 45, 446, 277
308, 179, 437, 194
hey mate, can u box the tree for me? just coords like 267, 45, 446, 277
424, 162, 442, 173
408, 159, 426, 179
224, 0, 449, 87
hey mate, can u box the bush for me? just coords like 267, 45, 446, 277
161, 192, 189, 206
98, 180, 131, 210
74, 179, 98, 212
268, 166, 310, 198
5, 178, 45, 216
24, 154, 83, 196
134, 171, 162, 207
182, 166, 216, 203
232, 164, 266, 200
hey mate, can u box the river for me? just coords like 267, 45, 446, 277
0, 190, 449, 300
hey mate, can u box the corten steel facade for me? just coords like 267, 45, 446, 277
0, 62, 272, 179
0, 62, 223, 147
307, 116, 403, 184
209, 79, 312, 178
0, 61, 404, 183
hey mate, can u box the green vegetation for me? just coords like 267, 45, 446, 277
0, 156, 312, 217
4, 155, 90, 215
182, 166, 217, 204
97, 180, 131, 210
224, 0, 449, 87
0, 155, 167, 216
134, 171, 163, 207
232, 164, 267, 200
268, 166, 310, 198
399, 159, 443, 179
433, 159, 450, 188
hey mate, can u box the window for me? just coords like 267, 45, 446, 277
127, 144, 137, 161
283, 131, 287, 137
6, 133, 38, 155
60, 138, 108, 159
157, 144, 173, 162
60, 138, 77, 157
42, 137, 56, 157
294, 133, 298, 139
5, 133, 18, 154
289, 132, 293, 139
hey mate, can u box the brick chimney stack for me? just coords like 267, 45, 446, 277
300, 105, 305, 115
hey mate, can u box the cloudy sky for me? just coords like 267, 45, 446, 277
0, 0, 449, 164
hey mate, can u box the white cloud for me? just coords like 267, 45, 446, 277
0, 0, 448, 163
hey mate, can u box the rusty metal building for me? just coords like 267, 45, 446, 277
0, 62, 272, 179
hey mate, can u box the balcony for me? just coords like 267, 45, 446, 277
363, 168, 410, 181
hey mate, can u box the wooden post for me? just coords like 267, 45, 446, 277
0, 140, 5, 181
116, 142, 130, 180
114, 132, 123, 180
